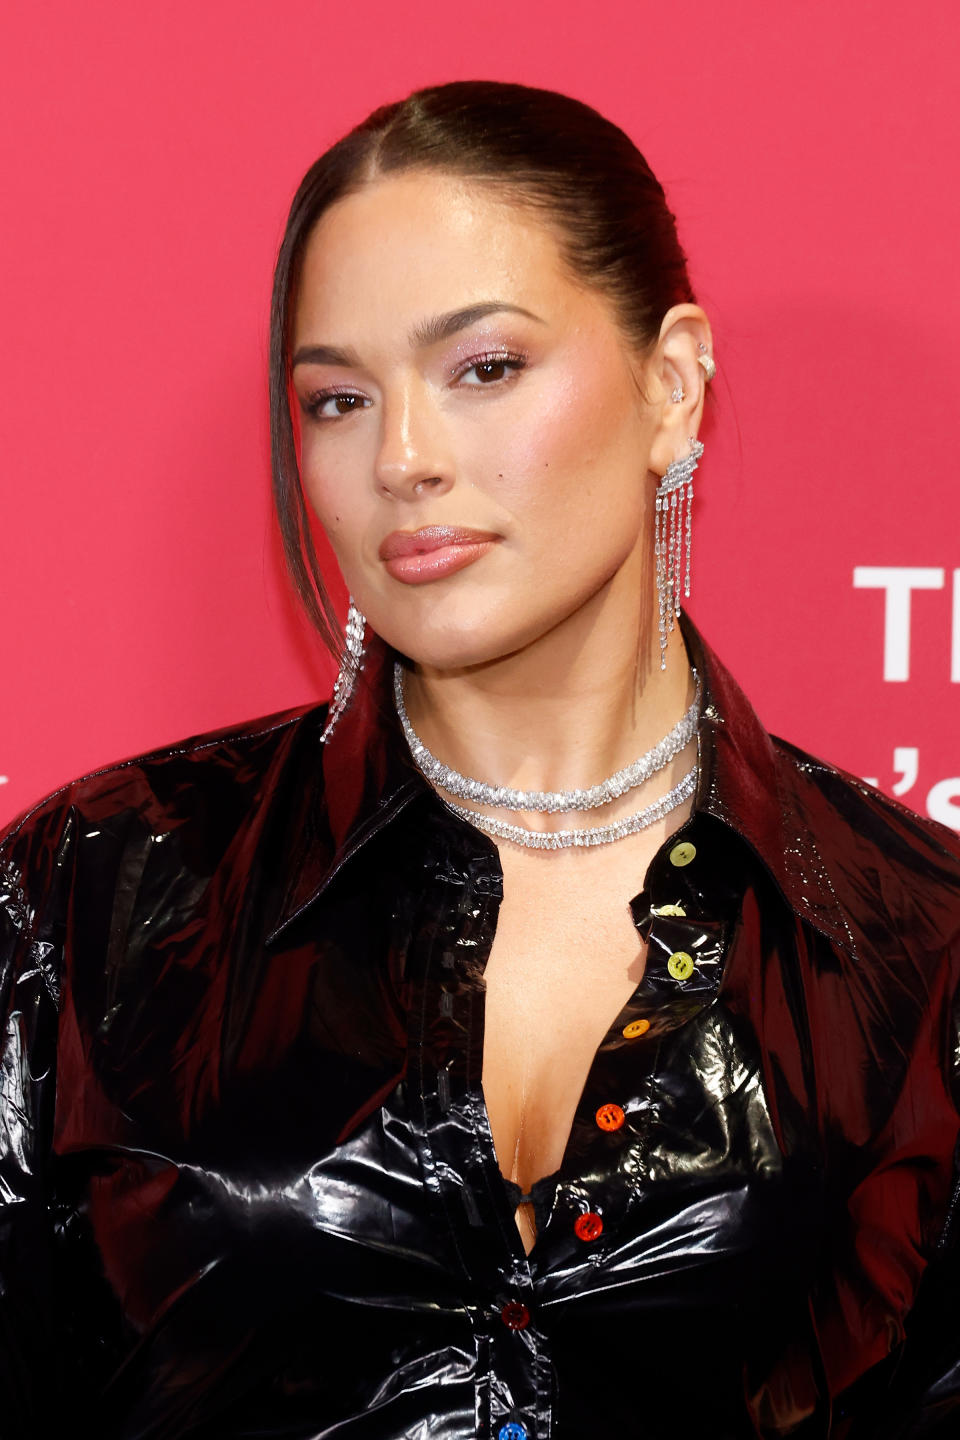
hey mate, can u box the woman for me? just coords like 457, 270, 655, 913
2, 79, 959, 1440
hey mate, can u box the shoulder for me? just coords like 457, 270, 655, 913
0, 700, 328, 894
770, 732, 960, 954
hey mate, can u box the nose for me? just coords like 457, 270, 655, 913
373, 379, 454, 501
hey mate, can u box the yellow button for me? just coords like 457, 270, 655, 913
654, 903, 686, 917
667, 950, 695, 981
669, 841, 697, 867
623, 1018, 651, 1039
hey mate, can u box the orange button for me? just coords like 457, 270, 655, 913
595, 1102, 626, 1132
574, 1211, 604, 1242
501, 1300, 531, 1331
623, 1018, 651, 1038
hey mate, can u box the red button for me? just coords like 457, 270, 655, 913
501, 1301, 531, 1331
574, 1211, 603, 1242
595, 1102, 625, 1132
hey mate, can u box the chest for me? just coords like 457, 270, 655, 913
397, 823, 798, 1292
479, 848, 652, 1193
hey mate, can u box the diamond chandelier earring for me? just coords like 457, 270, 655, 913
655, 438, 704, 671
319, 598, 367, 745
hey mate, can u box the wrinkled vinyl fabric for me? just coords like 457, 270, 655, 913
2, 615, 960, 1440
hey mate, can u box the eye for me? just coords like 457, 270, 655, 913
454, 350, 528, 387
302, 390, 370, 421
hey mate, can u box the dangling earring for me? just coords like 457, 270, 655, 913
319, 597, 367, 745
655, 438, 704, 671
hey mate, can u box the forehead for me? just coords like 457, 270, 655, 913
292, 170, 584, 340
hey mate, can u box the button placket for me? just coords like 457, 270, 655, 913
553, 1075, 647, 1255
557, 967, 673, 1259
583, 823, 729, 1254
488, 1287, 541, 1440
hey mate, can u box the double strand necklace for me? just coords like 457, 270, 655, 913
393, 663, 700, 850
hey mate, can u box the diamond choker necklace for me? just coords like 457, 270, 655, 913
393, 662, 700, 850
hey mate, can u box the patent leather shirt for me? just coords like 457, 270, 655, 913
3, 615, 960, 1440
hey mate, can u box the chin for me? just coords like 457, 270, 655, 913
372, 609, 546, 675
383, 631, 517, 675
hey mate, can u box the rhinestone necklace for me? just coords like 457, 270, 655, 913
393, 663, 700, 814
393, 661, 700, 851
440, 767, 697, 850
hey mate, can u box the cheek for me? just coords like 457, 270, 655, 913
299, 437, 364, 533
298, 461, 371, 591
493, 362, 644, 533
299, 433, 336, 516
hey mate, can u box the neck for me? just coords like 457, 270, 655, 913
402, 566, 694, 797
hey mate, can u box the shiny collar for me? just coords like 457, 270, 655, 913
267, 612, 851, 952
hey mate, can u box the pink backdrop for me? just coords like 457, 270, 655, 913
2, 2, 958, 829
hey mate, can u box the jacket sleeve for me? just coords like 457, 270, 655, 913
0, 803, 75, 1436
850, 943, 960, 1439
861, 1181, 960, 1437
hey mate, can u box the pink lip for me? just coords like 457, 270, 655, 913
379, 526, 500, 585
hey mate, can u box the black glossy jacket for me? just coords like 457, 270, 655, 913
3, 616, 960, 1440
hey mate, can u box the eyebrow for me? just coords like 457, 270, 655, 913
291, 301, 545, 368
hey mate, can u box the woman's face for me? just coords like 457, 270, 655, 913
291, 170, 667, 671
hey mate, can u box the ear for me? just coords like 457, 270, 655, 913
646, 304, 714, 478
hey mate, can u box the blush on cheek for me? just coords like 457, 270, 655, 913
493, 361, 634, 507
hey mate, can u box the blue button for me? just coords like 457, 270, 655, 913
498, 1425, 528, 1440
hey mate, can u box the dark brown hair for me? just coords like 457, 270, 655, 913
269, 79, 696, 655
